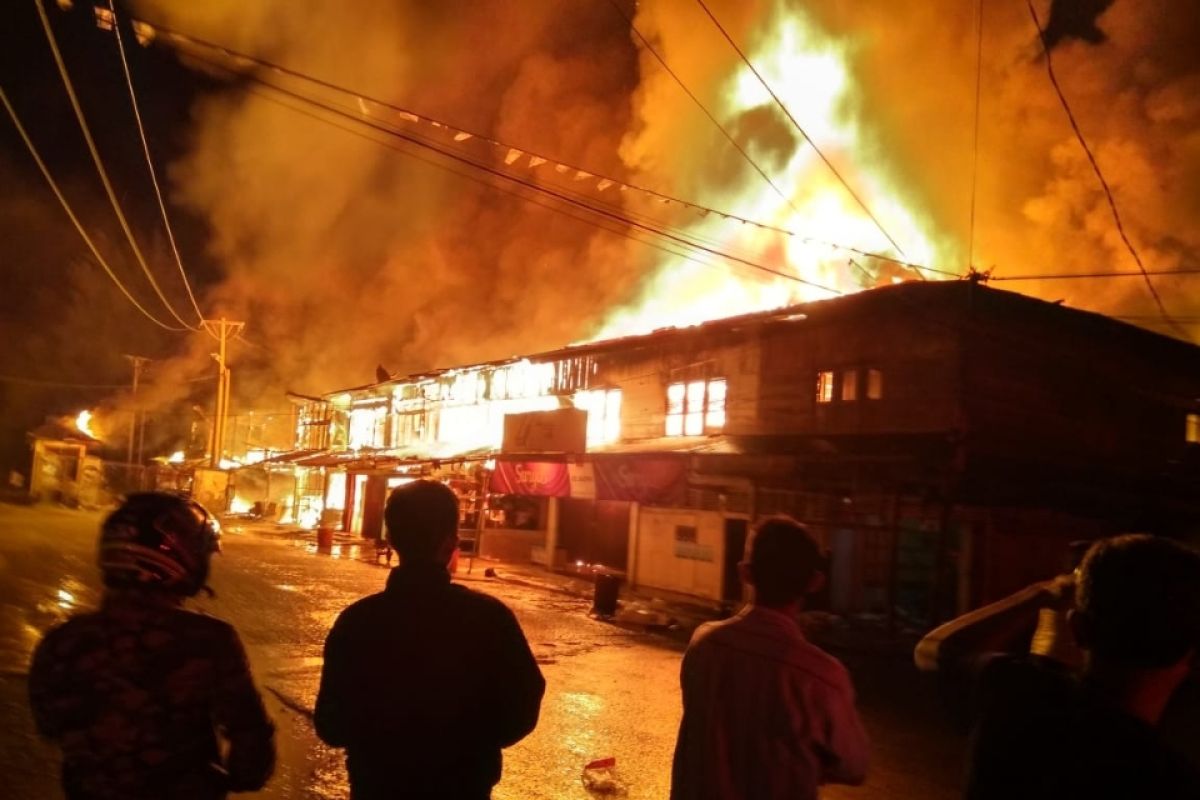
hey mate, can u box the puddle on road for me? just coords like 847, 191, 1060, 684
559, 691, 605, 761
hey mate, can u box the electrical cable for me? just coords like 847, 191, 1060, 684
238, 82, 761, 289
175, 45, 844, 297
967, 0, 984, 272
1026, 0, 1188, 341
0, 373, 216, 388
1113, 315, 1200, 323
136, 17, 961, 281
0, 374, 129, 389
106, 0, 205, 325
33, 0, 199, 330
693, 0, 911, 262
602, 0, 803, 218
601, 0, 964, 283
1, 85, 188, 332
989, 268, 1200, 281
143, 20, 793, 234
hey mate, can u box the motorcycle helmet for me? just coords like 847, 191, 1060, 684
99, 492, 219, 596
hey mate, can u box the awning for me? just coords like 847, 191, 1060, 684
258, 446, 495, 471
588, 434, 743, 455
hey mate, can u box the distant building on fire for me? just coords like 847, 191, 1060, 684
265, 281, 1200, 625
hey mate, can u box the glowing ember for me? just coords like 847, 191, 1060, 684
167, 450, 186, 464
75, 410, 97, 439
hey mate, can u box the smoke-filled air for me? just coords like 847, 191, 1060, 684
125, 0, 1198, 414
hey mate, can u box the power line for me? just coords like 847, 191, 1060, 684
250, 78, 803, 291
0, 86, 187, 331
601, 0, 958, 283
33, 0, 199, 331
692, 0, 910, 262
144, 20, 793, 234
0, 374, 129, 389
137, 17, 960, 281
1113, 316, 1200, 324
173, 44, 844, 296
106, 0, 205, 325
237, 81, 769, 289
602, 0, 802, 219
967, 0, 984, 272
139, 20, 696, 258
989, 268, 1200, 281
0, 371, 215, 389
1026, 0, 1188, 341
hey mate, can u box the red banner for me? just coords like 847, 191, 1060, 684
593, 457, 686, 504
489, 461, 570, 497
491, 457, 686, 505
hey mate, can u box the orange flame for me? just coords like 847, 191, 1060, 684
75, 410, 97, 439
598, 1, 950, 339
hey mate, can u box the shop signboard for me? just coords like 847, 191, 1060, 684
501, 408, 586, 454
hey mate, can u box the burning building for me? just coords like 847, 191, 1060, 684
273, 280, 1200, 626
26, 411, 105, 507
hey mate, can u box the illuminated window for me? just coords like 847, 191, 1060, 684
867, 368, 884, 400
574, 388, 623, 446
666, 378, 727, 437
706, 379, 727, 429
816, 371, 834, 404
666, 383, 685, 437
604, 389, 622, 444
348, 404, 387, 449
685, 381, 705, 435
1188, 413, 1200, 444
841, 369, 858, 402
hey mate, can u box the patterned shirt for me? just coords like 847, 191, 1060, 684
671, 606, 869, 800
28, 590, 275, 800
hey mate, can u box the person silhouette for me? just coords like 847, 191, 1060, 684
671, 517, 869, 799
314, 480, 544, 799
29, 492, 275, 799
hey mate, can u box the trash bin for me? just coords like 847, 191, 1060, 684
317, 526, 334, 553
592, 572, 620, 618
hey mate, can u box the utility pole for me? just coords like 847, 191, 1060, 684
137, 410, 148, 466
123, 355, 150, 465
201, 318, 245, 468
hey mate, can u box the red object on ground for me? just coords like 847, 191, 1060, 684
585, 757, 616, 770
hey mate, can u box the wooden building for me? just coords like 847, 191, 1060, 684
280, 281, 1200, 625
27, 418, 103, 507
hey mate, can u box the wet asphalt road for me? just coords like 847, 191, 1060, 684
0, 504, 962, 799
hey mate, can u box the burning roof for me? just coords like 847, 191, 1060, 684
324, 280, 1200, 400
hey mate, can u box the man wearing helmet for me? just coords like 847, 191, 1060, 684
28, 492, 276, 799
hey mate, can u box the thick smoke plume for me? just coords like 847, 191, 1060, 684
133, 0, 643, 403
796, 0, 1200, 319
116, 0, 1198, 440
617, 0, 1199, 330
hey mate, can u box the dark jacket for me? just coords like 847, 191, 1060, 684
966, 655, 1200, 799
314, 563, 545, 800
28, 591, 275, 800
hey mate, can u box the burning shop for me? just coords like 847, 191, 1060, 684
278, 280, 1200, 627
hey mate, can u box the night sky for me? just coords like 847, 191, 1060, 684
1, 1, 223, 468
